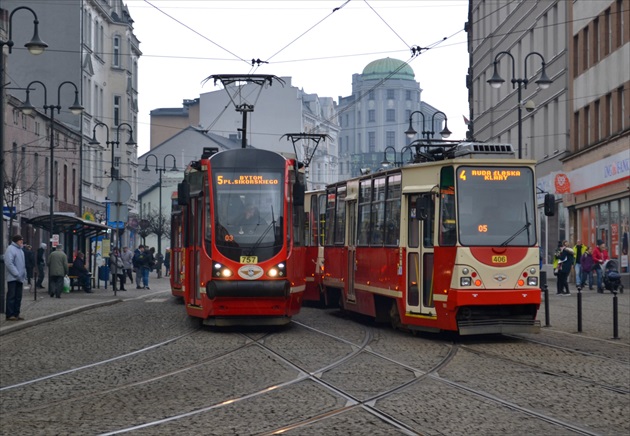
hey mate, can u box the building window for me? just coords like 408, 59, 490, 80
35, 121, 40, 136
368, 90, 374, 100
63, 165, 68, 202
72, 168, 76, 204
114, 95, 121, 126
368, 132, 376, 152
113, 35, 121, 67
386, 109, 395, 122
368, 110, 376, 122
386, 131, 395, 147
406, 90, 412, 100
387, 89, 395, 99
357, 110, 361, 125
34, 153, 39, 194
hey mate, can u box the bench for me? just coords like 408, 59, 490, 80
68, 275, 81, 292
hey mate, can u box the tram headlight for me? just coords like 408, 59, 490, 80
460, 277, 472, 287
267, 262, 286, 278
527, 276, 538, 286
214, 262, 232, 278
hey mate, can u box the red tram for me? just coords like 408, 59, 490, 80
318, 143, 555, 335
175, 147, 307, 326
170, 191, 184, 298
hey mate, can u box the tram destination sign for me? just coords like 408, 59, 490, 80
216, 175, 279, 185
459, 168, 522, 182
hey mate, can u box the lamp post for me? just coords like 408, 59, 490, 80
404, 110, 451, 141
89, 122, 135, 250
89, 121, 136, 180
20, 80, 83, 294
0, 6, 47, 314
142, 154, 178, 259
487, 51, 553, 159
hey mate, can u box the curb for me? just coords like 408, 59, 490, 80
0, 299, 123, 336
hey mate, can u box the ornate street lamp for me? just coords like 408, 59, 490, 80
487, 50, 552, 159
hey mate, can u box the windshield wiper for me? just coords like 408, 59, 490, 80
500, 202, 532, 247
245, 205, 277, 256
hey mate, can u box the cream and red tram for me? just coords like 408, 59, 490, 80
321, 142, 554, 335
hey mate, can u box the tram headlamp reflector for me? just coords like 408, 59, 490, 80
527, 277, 538, 286
529, 267, 537, 274
462, 268, 470, 275
460, 277, 472, 286
214, 263, 221, 270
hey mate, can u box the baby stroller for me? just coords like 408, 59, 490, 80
602, 259, 624, 293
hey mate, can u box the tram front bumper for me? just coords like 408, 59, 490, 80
206, 280, 291, 299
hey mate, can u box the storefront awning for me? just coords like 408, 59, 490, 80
28, 214, 111, 239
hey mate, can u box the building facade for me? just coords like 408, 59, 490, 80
336, 58, 449, 179
468, 0, 628, 270
3, 0, 141, 232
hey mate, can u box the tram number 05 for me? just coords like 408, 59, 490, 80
478, 224, 488, 232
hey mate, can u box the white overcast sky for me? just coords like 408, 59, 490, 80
125, 0, 471, 154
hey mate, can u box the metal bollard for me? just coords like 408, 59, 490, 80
577, 287, 582, 333
541, 271, 550, 327
612, 291, 619, 339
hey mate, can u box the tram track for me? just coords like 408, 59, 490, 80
1, 303, 625, 435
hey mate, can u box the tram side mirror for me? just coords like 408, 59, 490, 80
293, 182, 305, 207
177, 181, 190, 206
544, 193, 555, 216
416, 196, 430, 220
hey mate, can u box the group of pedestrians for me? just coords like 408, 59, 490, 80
554, 239, 610, 296
5, 237, 170, 321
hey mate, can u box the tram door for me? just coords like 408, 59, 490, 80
346, 200, 357, 302
405, 193, 435, 315
187, 195, 203, 306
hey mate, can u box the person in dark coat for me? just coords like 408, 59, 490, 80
70, 251, 92, 293
36, 243, 47, 289
556, 240, 575, 296
164, 248, 171, 277
22, 244, 35, 285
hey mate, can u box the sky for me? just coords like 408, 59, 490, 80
124, 0, 471, 155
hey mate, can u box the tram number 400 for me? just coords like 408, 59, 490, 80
492, 255, 508, 263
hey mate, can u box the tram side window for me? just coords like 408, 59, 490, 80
293, 201, 304, 247
357, 179, 371, 246
423, 193, 435, 247
384, 174, 401, 246
371, 177, 386, 246
334, 186, 346, 245
439, 166, 456, 246
324, 187, 336, 246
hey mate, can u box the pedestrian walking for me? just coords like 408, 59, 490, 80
142, 248, 156, 289
573, 240, 586, 288
5, 234, 27, 321
35, 243, 47, 289
110, 247, 126, 291
556, 240, 574, 296
164, 248, 171, 277
121, 246, 134, 282
48, 245, 69, 298
155, 251, 164, 278
133, 245, 145, 289
592, 240, 610, 293
22, 244, 35, 286
580, 246, 595, 290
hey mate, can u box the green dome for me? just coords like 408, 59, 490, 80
362, 58, 415, 80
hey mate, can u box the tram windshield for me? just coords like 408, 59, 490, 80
457, 166, 536, 246
212, 169, 284, 262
